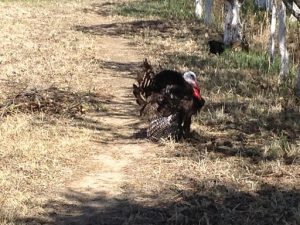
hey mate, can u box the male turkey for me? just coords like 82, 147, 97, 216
133, 59, 205, 141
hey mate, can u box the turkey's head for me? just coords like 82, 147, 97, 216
183, 71, 202, 100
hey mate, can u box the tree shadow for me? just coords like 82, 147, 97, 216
82, 2, 117, 17
74, 20, 175, 39
97, 59, 142, 79
167, 181, 300, 225
16, 182, 300, 225
198, 106, 299, 164
74, 16, 215, 44
176, 99, 298, 165
69, 95, 147, 144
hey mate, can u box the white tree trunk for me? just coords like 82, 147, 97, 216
195, 0, 204, 18
269, 0, 277, 64
296, 64, 300, 97
278, 1, 289, 78
204, 0, 214, 25
223, 0, 243, 45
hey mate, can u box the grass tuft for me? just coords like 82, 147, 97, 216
115, 0, 195, 20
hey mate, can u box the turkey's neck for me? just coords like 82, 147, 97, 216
193, 85, 201, 100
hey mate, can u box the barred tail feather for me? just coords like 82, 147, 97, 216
147, 114, 181, 141
133, 84, 146, 105
140, 59, 155, 90
133, 59, 156, 113
139, 59, 155, 91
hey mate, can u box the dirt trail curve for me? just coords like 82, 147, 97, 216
47, 1, 159, 224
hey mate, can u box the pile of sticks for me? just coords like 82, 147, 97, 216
0, 87, 102, 118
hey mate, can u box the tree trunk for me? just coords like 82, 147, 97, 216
296, 64, 300, 97
195, 0, 204, 18
223, 0, 243, 45
269, 0, 277, 64
204, 0, 214, 25
278, 1, 289, 78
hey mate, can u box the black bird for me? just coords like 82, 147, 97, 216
208, 40, 225, 55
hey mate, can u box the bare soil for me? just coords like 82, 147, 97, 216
0, 0, 161, 224
30, 2, 160, 224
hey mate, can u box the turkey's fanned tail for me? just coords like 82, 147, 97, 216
147, 113, 181, 141
133, 59, 155, 106
139, 59, 155, 92
133, 59, 156, 115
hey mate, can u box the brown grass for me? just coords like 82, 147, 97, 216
0, 0, 112, 223
0, 0, 299, 225
105, 2, 300, 224
0, 114, 92, 221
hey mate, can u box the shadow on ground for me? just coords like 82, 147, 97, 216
17, 181, 300, 225
82, 2, 116, 17
75, 20, 176, 39
74, 19, 219, 48
96, 59, 142, 79
75, 2, 218, 43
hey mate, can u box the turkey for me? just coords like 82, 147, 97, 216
133, 59, 205, 141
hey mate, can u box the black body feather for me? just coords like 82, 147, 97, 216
133, 59, 205, 141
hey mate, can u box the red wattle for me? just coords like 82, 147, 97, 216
193, 86, 201, 100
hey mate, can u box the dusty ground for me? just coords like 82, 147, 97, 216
0, 1, 299, 225
0, 0, 158, 224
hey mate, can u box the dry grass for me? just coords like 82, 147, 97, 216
0, 114, 92, 222
0, 0, 117, 94
0, 0, 112, 223
0, 0, 299, 224
107, 1, 300, 224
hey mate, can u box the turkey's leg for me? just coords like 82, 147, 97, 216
183, 116, 192, 138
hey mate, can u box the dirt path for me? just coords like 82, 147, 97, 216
42, 1, 159, 224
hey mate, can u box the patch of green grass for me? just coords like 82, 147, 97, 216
161, 50, 282, 75
219, 50, 280, 74
115, 0, 195, 20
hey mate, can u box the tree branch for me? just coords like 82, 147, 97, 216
291, 0, 300, 9
283, 0, 300, 21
